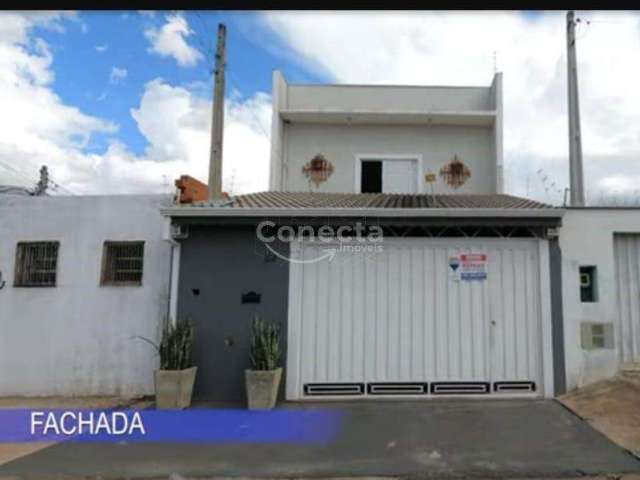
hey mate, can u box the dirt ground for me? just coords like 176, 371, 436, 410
559, 372, 640, 458
0, 396, 151, 466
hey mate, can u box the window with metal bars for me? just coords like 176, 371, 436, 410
14, 241, 59, 287
100, 241, 144, 286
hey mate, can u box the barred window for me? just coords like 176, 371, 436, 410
14, 241, 59, 287
100, 241, 145, 286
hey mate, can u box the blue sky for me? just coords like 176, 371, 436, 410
2, 11, 640, 203
36, 11, 322, 157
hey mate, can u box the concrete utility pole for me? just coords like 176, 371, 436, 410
208, 23, 226, 201
32, 165, 49, 196
567, 11, 586, 206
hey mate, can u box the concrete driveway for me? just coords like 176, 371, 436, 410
1, 399, 639, 479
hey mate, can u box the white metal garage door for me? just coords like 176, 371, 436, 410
614, 234, 640, 363
286, 238, 554, 399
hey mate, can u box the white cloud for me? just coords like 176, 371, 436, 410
114, 79, 270, 195
144, 13, 203, 67
0, 12, 270, 196
262, 11, 640, 205
95, 44, 107, 53
109, 66, 127, 84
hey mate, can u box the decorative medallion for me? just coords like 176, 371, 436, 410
302, 154, 334, 187
439, 154, 471, 189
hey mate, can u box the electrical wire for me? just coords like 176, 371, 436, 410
48, 177, 77, 196
0, 159, 36, 186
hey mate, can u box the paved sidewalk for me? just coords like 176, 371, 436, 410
0, 399, 639, 479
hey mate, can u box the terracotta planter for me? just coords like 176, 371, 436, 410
245, 368, 282, 410
154, 366, 197, 409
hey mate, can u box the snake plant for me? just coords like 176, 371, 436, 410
136, 317, 195, 370
249, 314, 281, 371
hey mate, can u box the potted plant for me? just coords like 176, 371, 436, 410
245, 315, 282, 410
138, 318, 197, 409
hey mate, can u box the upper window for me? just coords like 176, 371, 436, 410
14, 241, 59, 287
580, 266, 598, 302
100, 241, 145, 286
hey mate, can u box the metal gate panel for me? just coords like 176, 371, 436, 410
287, 238, 546, 399
614, 234, 640, 363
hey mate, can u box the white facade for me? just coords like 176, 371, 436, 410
0, 194, 172, 396
270, 71, 504, 195
287, 237, 554, 399
559, 208, 640, 391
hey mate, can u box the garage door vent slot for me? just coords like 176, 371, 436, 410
431, 382, 490, 395
303, 383, 364, 396
494, 381, 536, 393
367, 382, 428, 395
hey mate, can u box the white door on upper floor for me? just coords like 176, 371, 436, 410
383, 159, 418, 193
357, 157, 419, 194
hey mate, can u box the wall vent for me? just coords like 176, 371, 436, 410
494, 381, 536, 393
581, 322, 614, 350
431, 382, 490, 395
303, 383, 364, 396
367, 382, 427, 395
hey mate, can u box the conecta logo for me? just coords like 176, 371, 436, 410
255, 220, 384, 264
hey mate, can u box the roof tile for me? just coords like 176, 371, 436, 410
190, 192, 554, 210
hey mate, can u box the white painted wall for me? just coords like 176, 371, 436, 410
286, 84, 494, 112
559, 208, 640, 391
270, 71, 503, 193
283, 123, 495, 194
0, 194, 172, 396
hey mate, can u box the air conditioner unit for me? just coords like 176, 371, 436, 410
171, 224, 189, 240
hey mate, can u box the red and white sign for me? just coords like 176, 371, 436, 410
459, 253, 487, 281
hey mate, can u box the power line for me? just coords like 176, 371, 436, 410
48, 176, 77, 196
0, 159, 36, 185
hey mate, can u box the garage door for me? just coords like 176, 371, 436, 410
614, 234, 640, 363
286, 238, 552, 399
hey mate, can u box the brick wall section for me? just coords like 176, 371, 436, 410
174, 175, 209, 204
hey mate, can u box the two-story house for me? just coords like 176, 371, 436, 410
269, 70, 504, 195
164, 71, 565, 403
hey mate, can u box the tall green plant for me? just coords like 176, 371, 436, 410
249, 315, 281, 371
136, 318, 195, 370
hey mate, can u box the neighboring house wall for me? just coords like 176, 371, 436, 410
176, 225, 290, 401
559, 208, 640, 391
270, 70, 503, 194
0, 195, 172, 396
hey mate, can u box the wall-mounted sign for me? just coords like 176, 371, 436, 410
459, 254, 487, 281
241, 291, 261, 304
449, 253, 487, 281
